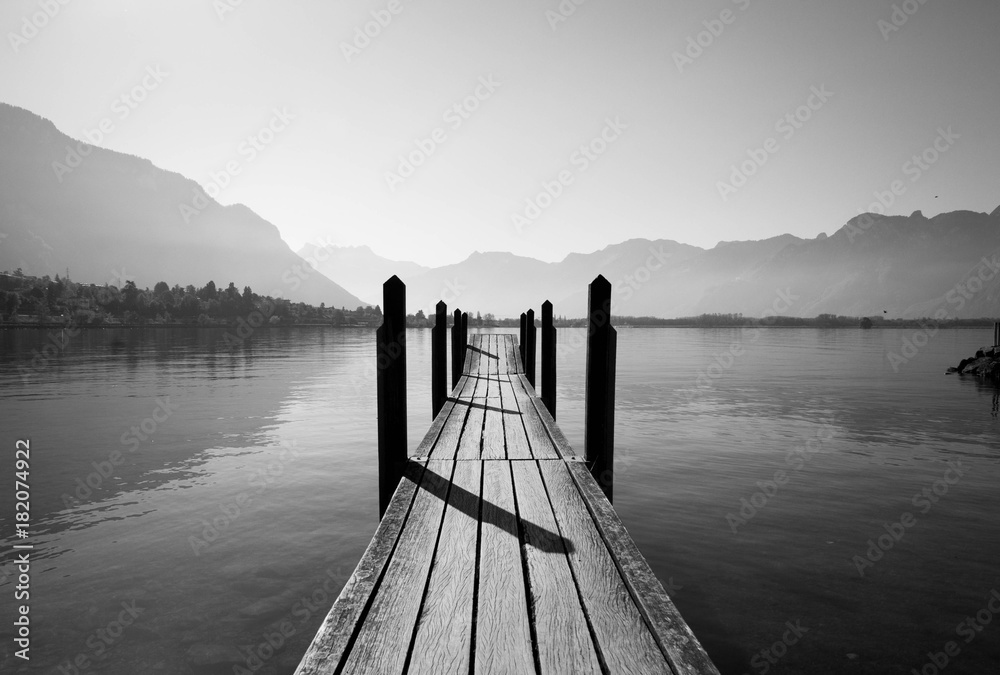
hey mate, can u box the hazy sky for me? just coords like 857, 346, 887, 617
2, 0, 997, 266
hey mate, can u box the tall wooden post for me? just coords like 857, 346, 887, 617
432, 301, 447, 418
461, 312, 469, 373
451, 309, 463, 388
994, 322, 999, 347
377, 276, 407, 518
525, 308, 537, 387
519, 312, 527, 368
585, 275, 616, 503
541, 300, 557, 418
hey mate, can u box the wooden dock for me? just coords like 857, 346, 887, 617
296, 293, 720, 674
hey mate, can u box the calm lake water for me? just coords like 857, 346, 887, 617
1, 326, 998, 675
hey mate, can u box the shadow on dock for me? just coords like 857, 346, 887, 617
414, 464, 574, 555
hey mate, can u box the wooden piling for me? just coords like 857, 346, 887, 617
994, 322, 999, 347
376, 276, 407, 518
541, 300, 557, 419
585, 275, 616, 502
519, 312, 527, 366
461, 312, 468, 363
432, 301, 447, 419
451, 309, 463, 388
525, 308, 537, 387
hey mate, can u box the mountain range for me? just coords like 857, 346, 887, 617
0, 103, 363, 308
301, 208, 1000, 319
2, 101, 998, 320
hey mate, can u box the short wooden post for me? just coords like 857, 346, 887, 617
377, 276, 407, 518
519, 312, 527, 367
525, 308, 537, 387
541, 300, 557, 418
585, 275, 616, 503
451, 309, 462, 388
432, 301, 447, 418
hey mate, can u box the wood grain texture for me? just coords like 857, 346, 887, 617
481, 396, 506, 460
565, 461, 721, 675
498, 379, 532, 461
497, 334, 511, 374
455, 363, 486, 460
476, 460, 535, 674
408, 461, 481, 675
511, 375, 559, 459
525, 392, 579, 460
540, 461, 672, 674
337, 462, 451, 675
511, 460, 601, 675
293, 460, 425, 675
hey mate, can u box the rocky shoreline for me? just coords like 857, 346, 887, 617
947, 347, 1000, 379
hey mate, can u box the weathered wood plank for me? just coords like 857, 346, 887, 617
464, 334, 481, 377
408, 461, 481, 674
293, 460, 426, 675
540, 461, 672, 673
508, 334, 522, 374
456, 375, 486, 460
511, 374, 559, 459
498, 380, 532, 461
511, 460, 601, 674
565, 461, 722, 675
481, 396, 505, 460
496, 334, 510, 374
337, 462, 452, 675
476, 460, 535, 674
524, 392, 578, 460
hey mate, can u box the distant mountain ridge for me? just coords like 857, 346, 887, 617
0, 102, 364, 308
2, 102, 996, 320
302, 210, 1000, 319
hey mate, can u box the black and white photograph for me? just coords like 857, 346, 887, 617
1, 1, 999, 673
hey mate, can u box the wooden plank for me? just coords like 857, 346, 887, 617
294, 460, 426, 675
539, 461, 672, 674
565, 461, 721, 675
525, 393, 578, 460
511, 460, 601, 674
508, 334, 522, 374
496, 334, 510, 374
336, 461, 453, 674
408, 461, 481, 674
476, 460, 535, 675
464, 333, 481, 377
481, 396, 505, 460
498, 379, 532, 461
511, 374, 559, 459
456, 373, 485, 460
